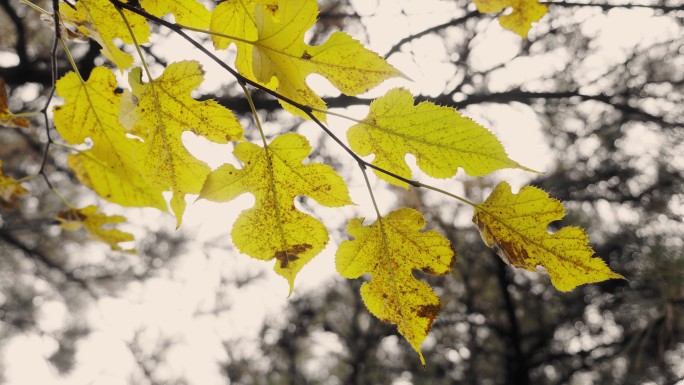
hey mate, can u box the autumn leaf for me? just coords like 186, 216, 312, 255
473, 0, 548, 38
60, 0, 151, 70
139, 0, 210, 29
57, 205, 135, 252
210, 0, 402, 119
336, 208, 455, 364
347, 88, 532, 188
473, 182, 624, 291
0, 160, 28, 209
53, 67, 167, 211
200, 133, 352, 293
0, 78, 30, 129
120, 60, 244, 226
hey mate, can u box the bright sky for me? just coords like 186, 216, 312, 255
2, 0, 681, 383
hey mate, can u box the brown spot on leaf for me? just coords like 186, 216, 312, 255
416, 303, 440, 319
301, 51, 312, 60
274, 243, 312, 268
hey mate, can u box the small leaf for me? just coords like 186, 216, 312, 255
210, 0, 403, 119
121, 61, 244, 226
0, 160, 28, 209
60, 0, 151, 70
473, 0, 548, 38
200, 133, 352, 293
0, 78, 30, 129
347, 88, 531, 188
336, 208, 455, 365
139, 0, 210, 29
57, 206, 135, 252
53, 67, 167, 211
473, 182, 624, 291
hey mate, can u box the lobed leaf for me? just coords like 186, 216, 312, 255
336, 208, 455, 365
347, 88, 531, 188
473, 0, 548, 38
139, 0, 211, 29
473, 182, 624, 291
57, 205, 135, 252
210, 0, 403, 119
200, 133, 352, 293
0, 160, 28, 209
0, 78, 30, 129
120, 60, 244, 226
53, 67, 167, 211
60, 0, 151, 70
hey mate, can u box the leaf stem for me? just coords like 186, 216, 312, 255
177, 24, 257, 45
359, 162, 382, 220
19, 0, 50, 15
59, 37, 84, 81
239, 81, 268, 147
114, 5, 153, 81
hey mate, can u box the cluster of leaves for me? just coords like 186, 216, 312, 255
0, 0, 623, 364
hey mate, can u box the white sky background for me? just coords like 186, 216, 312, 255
2, 0, 682, 383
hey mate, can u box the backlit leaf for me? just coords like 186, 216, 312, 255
0, 160, 28, 209
210, 0, 402, 119
60, 0, 151, 70
473, 0, 548, 38
473, 182, 624, 291
0, 78, 30, 129
336, 208, 455, 365
139, 0, 210, 29
57, 205, 135, 252
53, 67, 167, 211
347, 88, 531, 188
200, 133, 352, 293
120, 61, 244, 226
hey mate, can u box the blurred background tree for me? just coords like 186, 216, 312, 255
1, 0, 682, 384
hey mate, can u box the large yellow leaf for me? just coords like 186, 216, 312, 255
120, 61, 244, 226
473, 0, 548, 38
53, 67, 166, 211
210, 0, 402, 119
473, 182, 624, 291
0, 160, 28, 209
60, 0, 151, 70
57, 205, 135, 252
336, 208, 455, 364
347, 88, 530, 187
0, 78, 30, 129
200, 133, 352, 293
139, 0, 210, 29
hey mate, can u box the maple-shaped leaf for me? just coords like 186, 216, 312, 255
210, 0, 402, 119
53, 67, 167, 211
200, 133, 352, 293
0, 78, 30, 128
473, 0, 548, 38
473, 182, 624, 291
347, 88, 531, 187
0, 160, 28, 209
57, 205, 135, 252
120, 60, 244, 226
336, 208, 455, 365
60, 0, 151, 70
139, 0, 210, 29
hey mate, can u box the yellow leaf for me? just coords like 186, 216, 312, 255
0, 160, 28, 209
60, 0, 151, 70
0, 78, 30, 129
336, 208, 455, 365
53, 67, 167, 211
210, 0, 402, 119
347, 88, 531, 188
200, 133, 352, 293
473, 182, 624, 291
121, 61, 244, 226
139, 0, 210, 29
57, 205, 135, 252
473, 0, 548, 38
